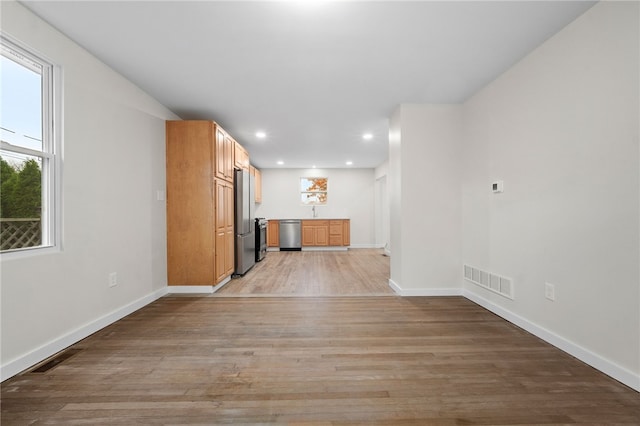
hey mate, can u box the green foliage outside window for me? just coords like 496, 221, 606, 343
0, 156, 42, 219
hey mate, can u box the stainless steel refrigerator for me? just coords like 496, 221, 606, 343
234, 168, 256, 275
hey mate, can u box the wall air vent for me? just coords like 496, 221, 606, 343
463, 264, 513, 300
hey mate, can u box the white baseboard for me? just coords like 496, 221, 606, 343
0, 286, 168, 382
348, 244, 379, 249
267, 244, 378, 251
167, 285, 215, 294
389, 279, 462, 297
301, 247, 348, 252
463, 289, 640, 392
166, 276, 232, 294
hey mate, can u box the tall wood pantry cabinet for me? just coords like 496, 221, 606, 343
166, 120, 235, 286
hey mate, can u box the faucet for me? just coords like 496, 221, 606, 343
312, 205, 317, 218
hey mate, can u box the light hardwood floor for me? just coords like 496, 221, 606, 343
2, 250, 639, 424
217, 249, 394, 296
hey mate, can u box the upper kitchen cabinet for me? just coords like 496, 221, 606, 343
166, 120, 235, 286
250, 165, 262, 203
234, 141, 250, 170
215, 127, 234, 181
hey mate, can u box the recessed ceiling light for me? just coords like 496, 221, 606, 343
256, 131, 266, 139
362, 133, 373, 140
312, 165, 316, 168
277, 160, 284, 165
346, 161, 353, 166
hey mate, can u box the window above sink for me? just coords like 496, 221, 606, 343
300, 177, 327, 205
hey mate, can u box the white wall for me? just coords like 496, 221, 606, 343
0, 1, 179, 379
388, 110, 403, 288
388, 1, 638, 389
389, 105, 463, 294
374, 161, 390, 252
374, 160, 388, 181
255, 168, 376, 247
461, 1, 639, 381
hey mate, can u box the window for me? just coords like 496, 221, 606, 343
300, 177, 327, 205
1, 36, 57, 253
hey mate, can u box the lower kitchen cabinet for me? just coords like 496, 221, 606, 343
215, 178, 235, 282
268, 219, 350, 248
329, 220, 344, 246
342, 220, 350, 246
302, 220, 329, 246
267, 220, 279, 247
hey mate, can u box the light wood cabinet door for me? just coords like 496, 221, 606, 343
215, 178, 235, 282
329, 220, 343, 246
302, 220, 329, 246
301, 224, 315, 246
215, 230, 226, 283
315, 225, 329, 246
215, 179, 226, 234
224, 230, 234, 277
215, 227, 234, 283
223, 181, 234, 277
215, 128, 226, 180
223, 134, 234, 180
214, 127, 234, 181
234, 141, 250, 170
343, 220, 350, 246
267, 220, 279, 247
253, 167, 262, 203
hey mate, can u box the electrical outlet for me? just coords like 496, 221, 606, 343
545, 282, 555, 301
109, 272, 118, 288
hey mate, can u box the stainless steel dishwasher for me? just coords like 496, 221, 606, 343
279, 219, 301, 251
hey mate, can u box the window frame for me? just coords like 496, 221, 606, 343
1, 34, 62, 257
300, 177, 328, 206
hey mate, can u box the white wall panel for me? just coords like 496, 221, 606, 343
0, 1, 179, 379
462, 1, 639, 378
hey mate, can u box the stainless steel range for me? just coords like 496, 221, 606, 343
255, 218, 267, 262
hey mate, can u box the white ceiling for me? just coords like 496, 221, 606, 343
21, 0, 596, 169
